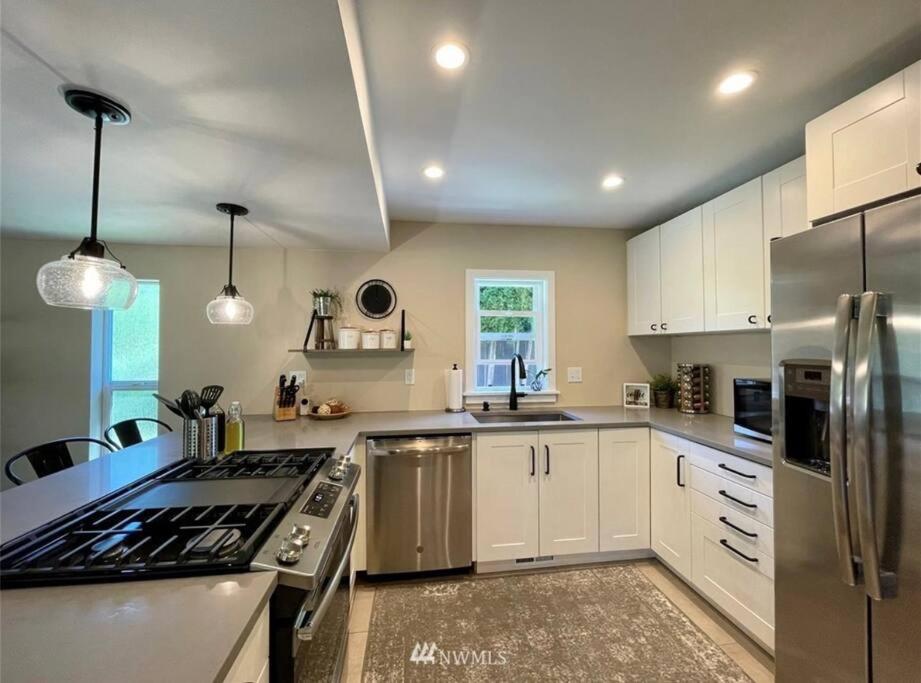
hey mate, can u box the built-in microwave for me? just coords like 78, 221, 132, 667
733, 378, 772, 443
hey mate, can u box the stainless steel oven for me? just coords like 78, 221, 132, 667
733, 378, 772, 442
270, 494, 358, 682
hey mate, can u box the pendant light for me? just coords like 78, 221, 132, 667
206, 203, 254, 325
36, 89, 138, 310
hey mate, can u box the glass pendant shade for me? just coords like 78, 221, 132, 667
206, 287, 254, 325
36, 253, 138, 310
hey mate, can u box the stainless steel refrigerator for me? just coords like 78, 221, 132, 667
772, 192, 920, 682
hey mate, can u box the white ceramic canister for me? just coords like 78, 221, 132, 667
380, 329, 398, 349
361, 330, 381, 349
338, 326, 360, 350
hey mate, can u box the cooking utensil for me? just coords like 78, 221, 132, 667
200, 385, 224, 414
153, 393, 184, 418
180, 390, 202, 419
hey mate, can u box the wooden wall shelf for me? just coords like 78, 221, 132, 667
289, 348, 414, 357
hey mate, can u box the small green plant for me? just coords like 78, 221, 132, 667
650, 373, 678, 393
529, 368, 552, 391
311, 288, 341, 303
403, 330, 412, 340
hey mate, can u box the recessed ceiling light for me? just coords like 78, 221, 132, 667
718, 71, 757, 95
434, 42, 468, 70
601, 174, 625, 190
423, 164, 445, 180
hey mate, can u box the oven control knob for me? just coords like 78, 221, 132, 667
276, 538, 304, 565
290, 523, 311, 542
328, 458, 350, 481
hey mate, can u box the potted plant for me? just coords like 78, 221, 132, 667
650, 373, 679, 409
311, 289, 341, 317
403, 330, 413, 349
529, 368, 552, 392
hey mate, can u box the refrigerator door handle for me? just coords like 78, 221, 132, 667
853, 291, 896, 600
830, 293, 859, 586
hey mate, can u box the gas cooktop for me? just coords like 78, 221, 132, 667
0, 449, 332, 588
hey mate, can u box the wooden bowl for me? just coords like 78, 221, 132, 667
307, 409, 352, 420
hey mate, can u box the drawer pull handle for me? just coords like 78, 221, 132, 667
720, 538, 759, 563
530, 446, 536, 477
718, 489, 757, 509
718, 463, 756, 479
719, 516, 758, 538
676, 454, 685, 487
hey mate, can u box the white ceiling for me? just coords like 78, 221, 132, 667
356, 0, 921, 229
0, 0, 389, 249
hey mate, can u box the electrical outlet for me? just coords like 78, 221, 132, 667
567, 367, 583, 383
291, 370, 307, 386
404, 369, 415, 385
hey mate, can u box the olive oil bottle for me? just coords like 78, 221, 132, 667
224, 401, 245, 454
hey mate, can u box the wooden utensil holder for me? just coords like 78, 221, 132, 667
273, 387, 297, 422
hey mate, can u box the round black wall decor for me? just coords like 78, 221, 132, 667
356, 279, 396, 319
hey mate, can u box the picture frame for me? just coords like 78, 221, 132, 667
623, 382, 650, 409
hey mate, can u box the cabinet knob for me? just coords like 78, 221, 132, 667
661, 322, 668, 331
747, 315, 757, 325
650, 324, 657, 331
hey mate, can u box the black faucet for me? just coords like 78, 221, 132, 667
509, 354, 527, 410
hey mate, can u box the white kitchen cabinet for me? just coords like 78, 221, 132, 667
627, 226, 662, 335
539, 429, 599, 555
598, 428, 650, 552
475, 431, 540, 562
650, 430, 692, 579
806, 60, 920, 222
659, 207, 705, 334
691, 514, 775, 650
762, 156, 807, 326
702, 177, 766, 331
222, 604, 269, 683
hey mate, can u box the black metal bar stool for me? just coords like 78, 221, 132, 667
4, 437, 114, 486
103, 418, 173, 449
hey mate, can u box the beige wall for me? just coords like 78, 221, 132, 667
1, 221, 671, 484
670, 332, 772, 416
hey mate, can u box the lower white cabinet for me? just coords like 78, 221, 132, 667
691, 514, 775, 649
475, 431, 540, 562
598, 428, 650, 552
475, 429, 598, 561
222, 604, 269, 683
650, 430, 692, 579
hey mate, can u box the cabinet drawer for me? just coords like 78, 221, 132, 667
691, 489, 773, 558
691, 514, 774, 650
690, 442, 772, 498
690, 466, 773, 528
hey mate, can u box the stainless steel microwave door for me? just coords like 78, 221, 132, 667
771, 216, 867, 683
863, 194, 921, 682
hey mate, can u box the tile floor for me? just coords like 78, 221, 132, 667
345, 559, 774, 682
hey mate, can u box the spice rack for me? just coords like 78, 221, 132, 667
677, 363, 711, 414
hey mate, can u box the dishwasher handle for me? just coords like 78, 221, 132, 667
368, 444, 469, 457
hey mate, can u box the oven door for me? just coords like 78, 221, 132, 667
271, 495, 358, 683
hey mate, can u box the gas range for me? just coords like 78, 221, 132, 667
0, 448, 358, 590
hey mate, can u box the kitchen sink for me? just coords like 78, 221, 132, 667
471, 411, 581, 424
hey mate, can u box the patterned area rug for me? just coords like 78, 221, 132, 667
362, 564, 752, 682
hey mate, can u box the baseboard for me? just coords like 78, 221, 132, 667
475, 549, 654, 575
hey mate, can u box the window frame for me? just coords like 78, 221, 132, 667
464, 269, 557, 402
89, 280, 160, 447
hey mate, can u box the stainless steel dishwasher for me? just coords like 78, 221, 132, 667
366, 434, 471, 575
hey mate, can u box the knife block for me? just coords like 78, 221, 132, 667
273, 387, 297, 422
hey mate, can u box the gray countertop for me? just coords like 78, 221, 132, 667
0, 405, 770, 683
244, 405, 773, 468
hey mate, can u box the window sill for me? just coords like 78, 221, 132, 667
464, 390, 559, 406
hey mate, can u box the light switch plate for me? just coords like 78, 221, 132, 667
405, 369, 415, 385
567, 367, 583, 383
291, 370, 307, 386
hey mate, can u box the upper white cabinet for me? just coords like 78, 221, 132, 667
475, 431, 540, 562
599, 428, 650, 552
659, 207, 705, 334
538, 430, 599, 556
627, 227, 662, 335
806, 60, 920, 222
650, 430, 692, 579
702, 178, 766, 331
762, 156, 808, 325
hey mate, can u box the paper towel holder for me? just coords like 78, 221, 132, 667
445, 363, 466, 413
